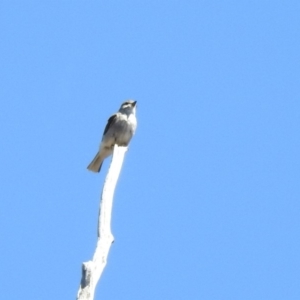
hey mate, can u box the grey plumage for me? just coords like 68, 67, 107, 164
87, 100, 137, 172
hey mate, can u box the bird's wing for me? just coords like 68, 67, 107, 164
103, 113, 118, 136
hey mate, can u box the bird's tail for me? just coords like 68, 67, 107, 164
87, 151, 103, 173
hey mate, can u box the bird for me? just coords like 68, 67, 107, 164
87, 100, 137, 173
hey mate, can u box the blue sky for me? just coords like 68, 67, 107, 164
1, 1, 300, 299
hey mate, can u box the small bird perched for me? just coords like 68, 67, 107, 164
87, 100, 137, 173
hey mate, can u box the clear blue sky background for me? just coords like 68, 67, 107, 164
1, 1, 299, 299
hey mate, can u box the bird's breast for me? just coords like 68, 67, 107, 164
108, 113, 137, 146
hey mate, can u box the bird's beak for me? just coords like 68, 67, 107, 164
132, 101, 137, 107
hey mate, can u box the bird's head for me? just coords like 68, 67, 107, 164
119, 100, 137, 115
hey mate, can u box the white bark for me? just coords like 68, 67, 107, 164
77, 145, 128, 300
